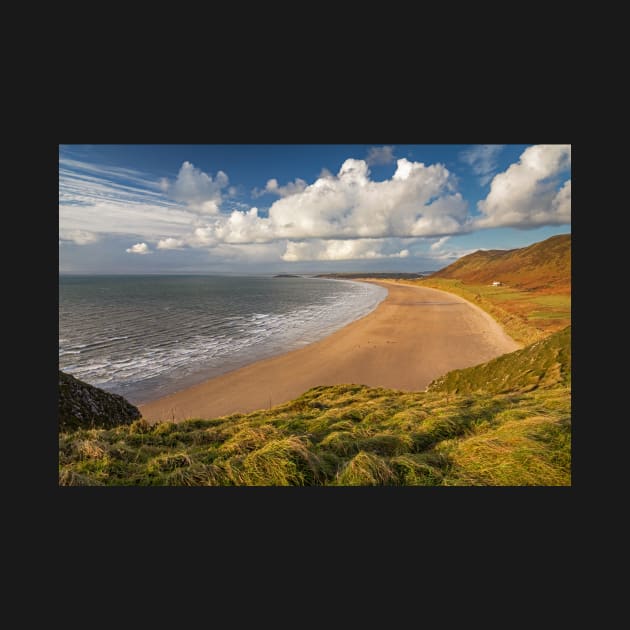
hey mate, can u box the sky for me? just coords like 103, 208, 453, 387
59, 144, 571, 274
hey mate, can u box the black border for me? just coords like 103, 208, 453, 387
48, 97, 577, 558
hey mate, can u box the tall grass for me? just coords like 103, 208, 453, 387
59, 324, 571, 487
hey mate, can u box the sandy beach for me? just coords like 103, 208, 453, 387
138, 281, 519, 423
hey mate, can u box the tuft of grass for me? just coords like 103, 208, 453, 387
390, 453, 447, 485
443, 415, 570, 486
73, 438, 109, 460
335, 451, 395, 486
218, 425, 282, 455
239, 436, 322, 486
59, 468, 103, 486
146, 452, 193, 474
166, 462, 227, 486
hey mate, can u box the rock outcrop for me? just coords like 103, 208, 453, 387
59, 370, 140, 432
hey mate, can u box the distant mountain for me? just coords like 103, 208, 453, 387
432, 234, 570, 292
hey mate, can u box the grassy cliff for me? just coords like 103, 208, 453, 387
59, 327, 571, 486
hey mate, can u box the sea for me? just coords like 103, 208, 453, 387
59, 275, 387, 404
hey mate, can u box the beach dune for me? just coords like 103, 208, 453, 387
139, 281, 519, 423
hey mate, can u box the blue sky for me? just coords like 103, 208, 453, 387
59, 144, 571, 274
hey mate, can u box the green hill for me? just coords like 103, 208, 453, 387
59, 327, 571, 486
428, 326, 571, 395
432, 234, 571, 293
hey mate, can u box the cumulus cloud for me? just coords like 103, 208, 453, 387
366, 146, 396, 166
253, 177, 308, 198
430, 236, 450, 251
460, 145, 504, 185
60, 230, 100, 245
161, 161, 229, 214
126, 242, 151, 254
185, 158, 468, 250
156, 237, 185, 250
282, 239, 410, 262
476, 144, 571, 229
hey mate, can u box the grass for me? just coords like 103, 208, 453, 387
59, 329, 571, 486
428, 326, 571, 395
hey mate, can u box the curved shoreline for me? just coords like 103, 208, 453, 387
138, 281, 519, 423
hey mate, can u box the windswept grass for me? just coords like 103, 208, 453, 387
59, 326, 571, 486
428, 326, 571, 395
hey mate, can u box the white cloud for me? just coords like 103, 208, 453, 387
253, 177, 308, 198
460, 145, 505, 185
156, 237, 185, 250
61, 200, 195, 240
126, 242, 151, 255
430, 247, 478, 263
282, 239, 410, 262
187, 158, 468, 250
60, 230, 100, 245
366, 146, 396, 166
64, 149, 570, 267
161, 161, 228, 214
209, 241, 286, 263
430, 236, 450, 251
59, 158, 164, 191
476, 144, 571, 229
59, 157, 197, 243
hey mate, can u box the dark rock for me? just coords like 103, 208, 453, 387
59, 370, 140, 432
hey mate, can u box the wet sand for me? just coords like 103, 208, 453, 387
138, 281, 519, 422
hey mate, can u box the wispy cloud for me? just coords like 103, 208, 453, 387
459, 145, 504, 185
60, 230, 100, 245
430, 236, 450, 251
366, 146, 396, 166
59, 157, 197, 243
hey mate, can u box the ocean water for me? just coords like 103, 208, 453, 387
59, 275, 387, 404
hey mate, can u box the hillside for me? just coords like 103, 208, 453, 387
398, 234, 572, 345
432, 234, 571, 293
59, 327, 570, 486
59, 370, 140, 431
429, 326, 570, 395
